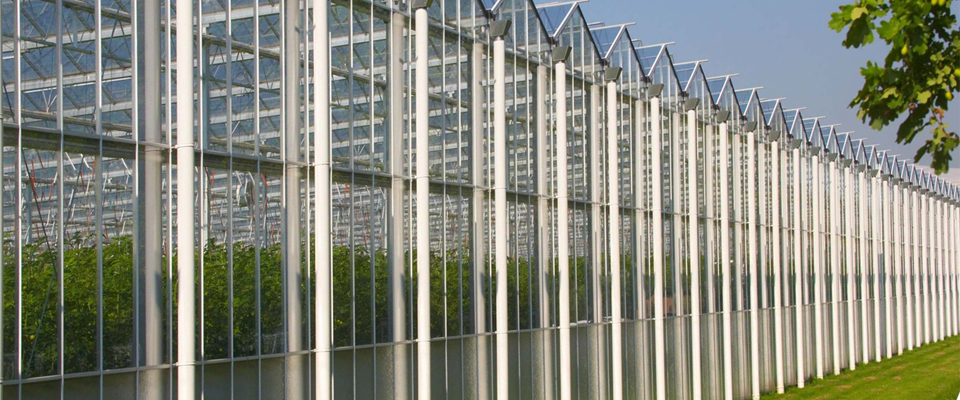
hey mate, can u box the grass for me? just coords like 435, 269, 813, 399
761, 334, 960, 400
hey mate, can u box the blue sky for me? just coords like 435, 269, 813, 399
581, 0, 960, 181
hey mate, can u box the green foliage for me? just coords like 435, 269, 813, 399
2, 235, 576, 378
830, 0, 959, 173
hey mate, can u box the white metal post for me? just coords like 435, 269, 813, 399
589, 83, 607, 400
176, 0, 197, 394
633, 99, 647, 397
283, 0, 304, 394
844, 164, 856, 369
748, 127, 760, 400
719, 122, 734, 400
884, 179, 893, 358
651, 96, 666, 400
793, 147, 805, 388
556, 58, 572, 400
414, 7, 431, 399
894, 183, 903, 355
607, 78, 624, 400
687, 108, 702, 400
954, 204, 959, 336
942, 199, 950, 339
813, 153, 824, 378
535, 64, 554, 400
931, 197, 937, 342
470, 42, 489, 400
493, 34, 509, 400
953, 203, 958, 336
142, 0, 163, 383
937, 199, 945, 341
387, 12, 408, 400
872, 172, 882, 361
904, 185, 914, 351
859, 171, 870, 362
829, 160, 840, 374
772, 139, 784, 393
946, 200, 953, 337
926, 194, 933, 344
913, 189, 922, 347
926, 192, 932, 344
315, 0, 332, 395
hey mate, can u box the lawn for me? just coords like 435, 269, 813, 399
762, 334, 960, 400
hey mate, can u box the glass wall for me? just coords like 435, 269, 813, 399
1, 0, 958, 398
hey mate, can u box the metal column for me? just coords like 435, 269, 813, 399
719, 121, 734, 400
386, 11, 407, 400
413, 5, 431, 398
793, 146, 805, 388
315, 0, 332, 395
844, 163, 856, 368
283, 0, 305, 395
747, 126, 760, 400
650, 95, 666, 400
492, 30, 509, 400
813, 150, 824, 378
554, 48, 573, 400
175, 0, 197, 395
772, 138, 784, 392
606, 71, 624, 400
686, 107, 702, 400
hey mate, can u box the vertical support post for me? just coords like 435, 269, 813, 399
606, 74, 624, 400
175, 0, 197, 395
944, 199, 951, 338
588, 83, 607, 400
633, 99, 647, 395
555, 51, 572, 400
924, 192, 930, 345
686, 107, 702, 400
884, 179, 893, 358
829, 160, 840, 374
914, 189, 922, 347
813, 153, 824, 378
470, 41, 489, 400
315, 0, 333, 394
772, 139, 784, 392
937, 199, 944, 341
283, 0, 304, 395
535, 63, 554, 400
845, 165, 856, 368
793, 147, 805, 388
954, 204, 959, 336
386, 11, 407, 400
904, 185, 914, 351
413, 6, 431, 399
872, 172, 882, 361
719, 121, 734, 400
953, 202, 958, 336
931, 196, 937, 342
492, 33, 509, 400
860, 171, 870, 362
747, 127, 760, 400
670, 108, 683, 396
894, 184, 903, 354
142, 0, 163, 377
704, 119, 716, 395
650, 96, 666, 400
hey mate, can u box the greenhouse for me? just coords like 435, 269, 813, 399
1, 0, 959, 398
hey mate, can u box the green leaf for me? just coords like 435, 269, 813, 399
851, 6, 867, 20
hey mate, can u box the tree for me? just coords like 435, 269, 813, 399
830, 0, 959, 173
